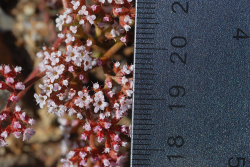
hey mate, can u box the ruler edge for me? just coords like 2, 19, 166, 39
130, 0, 138, 166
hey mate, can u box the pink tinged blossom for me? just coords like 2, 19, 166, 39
15, 105, 21, 112
108, 0, 112, 2
122, 141, 128, 147
46, 65, 65, 83
61, 159, 73, 167
103, 17, 109, 22
53, 83, 61, 91
79, 20, 85, 25
98, 136, 104, 143
115, 8, 122, 13
19, 112, 26, 121
93, 83, 99, 89
115, 62, 120, 67
104, 122, 111, 129
67, 151, 75, 159
65, 15, 73, 24
13, 132, 21, 138
0, 114, 7, 121
66, 45, 79, 62
124, 25, 131, 32
36, 52, 43, 58
103, 148, 110, 153
15, 66, 22, 73
120, 97, 132, 111
120, 36, 126, 43
115, 109, 123, 119
81, 133, 87, 140
80, 160, 87, 166
0, 65, 2, 70
93, 91, 109, 113
71, 0, 80, 10
63, 80, 68, 86
78, 5, 88, 15
56, 15, 64, 31
99, 113, 105, 120
91, 5, 97, 11
103, 159, 110, 166
70, 26, 77, 34
39, 84, 53, 97
0, 83, 2, 89
13, 121, 21, 129
86, 39, 92, 46
4, 66, 11, 74
77, 113, 83, 120
6, 77, 14, 84
68, 66, 74, 72
107, 91, 114, 98
65, 33, 75, 43
58, 33, 65, 38
121, 65, 130, 74
99, 0, 105, 3
107, 82, 112, 88
68, 108, 77, 116
28, 118, 36, 125
113, 144, 119, 152
114, 134, 121, 142
84, 123, 91, 131
124, 15, 133, 24
93, 125, 102, 132
105, 112, 110, 117
83, 56, 93, 71
86, 15, 96, 25
1, 131, 8, 138
79, 74, 84, 80
87, 147, 91, 152
97, 59, 102, 66
0, 139, 8, 147
75, 91, 93, 108
23, 128, 36, 141
34, 93, 47, 108
79, 151, 87, 159
10, 95, 18, 102
121, 125, 127, 133
114, 103, 119, 109
122, 76, 128, 85
126, 90, 133, 97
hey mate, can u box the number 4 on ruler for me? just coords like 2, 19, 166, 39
233, 28, 250, 40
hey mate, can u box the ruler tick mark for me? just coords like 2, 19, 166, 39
134, 114, 152, 116
137, 7, 155, 9
137, 33, 155, 34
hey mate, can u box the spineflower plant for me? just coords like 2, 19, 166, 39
0, 0, 134, 166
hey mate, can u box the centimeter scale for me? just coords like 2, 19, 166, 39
131, 0, 250, 167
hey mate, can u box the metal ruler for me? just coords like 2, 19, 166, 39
131, 0, 250, 166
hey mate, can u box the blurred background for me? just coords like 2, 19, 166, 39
0, 0, 134, 166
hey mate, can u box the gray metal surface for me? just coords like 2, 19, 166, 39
131, 0, 250, 166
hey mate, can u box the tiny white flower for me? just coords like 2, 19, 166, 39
63, 80, 68, 86
70, 26, 77, 34
86, 15, 96, 25
124, 25, 131, 32
23, 128, 36, 141
86, 39, 92, 46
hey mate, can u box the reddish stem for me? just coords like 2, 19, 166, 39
62, 0, 69, 9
